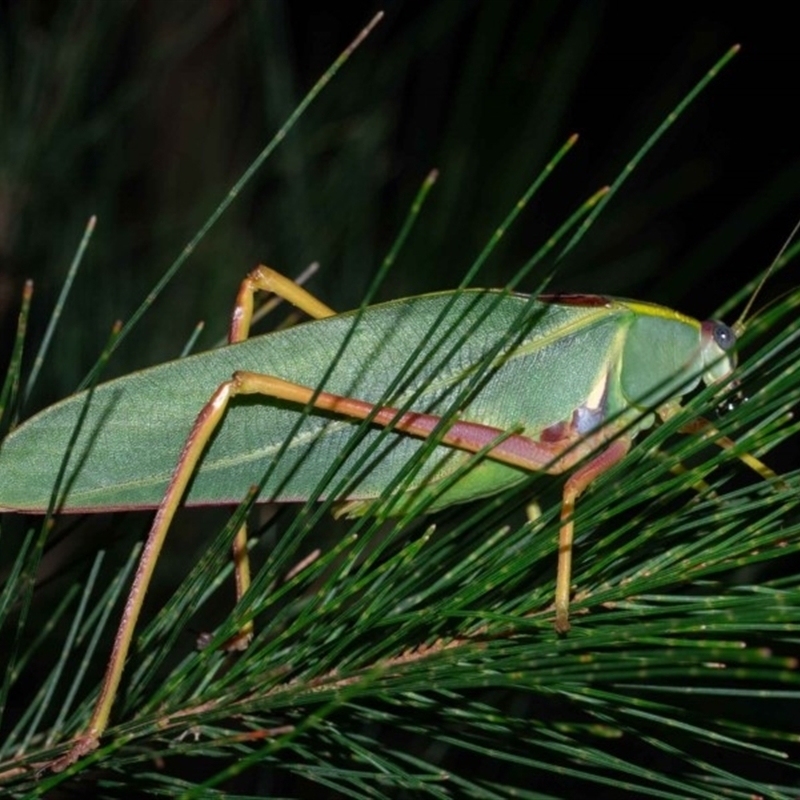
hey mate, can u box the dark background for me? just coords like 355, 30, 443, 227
1, 2, 799, 410
2, 4, 800, 796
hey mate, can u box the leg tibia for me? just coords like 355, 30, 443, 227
554, 436, 631, 634
53, 378, 240, 769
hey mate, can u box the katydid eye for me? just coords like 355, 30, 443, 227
712, 321, 735, 351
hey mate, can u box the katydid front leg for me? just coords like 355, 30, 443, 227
666, 412, 782, 486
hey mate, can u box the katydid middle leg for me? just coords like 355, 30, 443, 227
553, 437, 631, 633
226, 371, 635, 636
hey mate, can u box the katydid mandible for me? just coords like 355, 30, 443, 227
0, 263, 778, 769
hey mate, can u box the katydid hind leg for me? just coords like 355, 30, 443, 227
227, 521, 253, 650
231, 372, 586, 474
50, 378, 245, 770
54, 354, 616, 769
50, 270, 341, 771
226, 267, 337, 647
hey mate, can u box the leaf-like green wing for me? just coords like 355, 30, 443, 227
0, 291, 625, 512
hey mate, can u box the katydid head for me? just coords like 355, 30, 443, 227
620, 303, 740, 411
697, 318, 742, 418
698, 319, 737, 386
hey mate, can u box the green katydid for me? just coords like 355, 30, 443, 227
0, 250, 783, 770
0, 33, 778, 774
